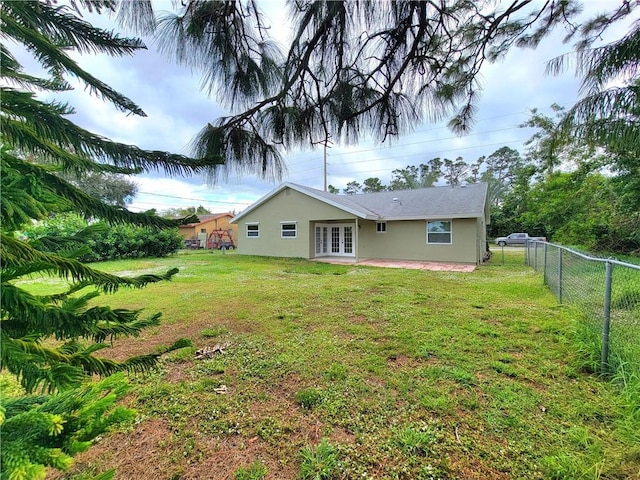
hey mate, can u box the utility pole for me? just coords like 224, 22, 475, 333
323, 142, 328, 191
317, 136, 331, 191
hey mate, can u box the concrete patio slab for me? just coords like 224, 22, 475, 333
313, 257, 476, 272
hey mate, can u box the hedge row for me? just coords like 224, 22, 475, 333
23, 214, 183, 262
81, 225, 183, 262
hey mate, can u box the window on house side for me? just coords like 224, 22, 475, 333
281, 222, 297, 238
246, 223, 259, 238
427, 220, 452, 244
376, 221, 387, 233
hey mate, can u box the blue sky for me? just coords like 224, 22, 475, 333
30, 0, 635, 214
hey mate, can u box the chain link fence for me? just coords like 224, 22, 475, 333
526, 241, 640, 376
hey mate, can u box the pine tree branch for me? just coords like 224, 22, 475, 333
1, 2, 146, 115
4, 154, 192, 228
1, 235, 179, 293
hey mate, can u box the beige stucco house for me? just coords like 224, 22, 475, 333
231, 182, 490, 265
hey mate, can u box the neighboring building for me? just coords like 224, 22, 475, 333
178, 213, 237, 248
231, 182, 490, 265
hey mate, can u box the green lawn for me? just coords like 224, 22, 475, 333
38, 251, 638, 479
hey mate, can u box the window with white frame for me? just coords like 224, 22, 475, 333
376, 221, 387, 233
426, 220, 452, 244
281, 222, 297, 238
246, 223, 259, 238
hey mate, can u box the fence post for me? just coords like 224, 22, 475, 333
557, 247, 563, 303
543, 242, 548, 285
601, 260, 613, 375
534, 242, 538, 271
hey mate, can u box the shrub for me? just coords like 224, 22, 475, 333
23, 214, 183, 262
82, 225, 183, 262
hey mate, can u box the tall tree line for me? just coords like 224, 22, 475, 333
330, 103, 638, 254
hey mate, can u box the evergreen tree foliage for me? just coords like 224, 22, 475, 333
547, 6, 640, 156
342, 181, 362, 195
0, 1, 208, 477
157, 0, 637, 176
361, 177, 386, 193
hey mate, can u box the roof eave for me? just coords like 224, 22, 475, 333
381, 213, 485, 221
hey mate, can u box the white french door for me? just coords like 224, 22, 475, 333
315, 223, 354, 257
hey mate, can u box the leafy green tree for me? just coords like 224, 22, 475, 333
362, 177, 386, 193
546, 17, 639, 251
442, 157, 468, 186
0, 1, 217, 477
343, 181, 362, 195
420, 159, 443, 187
518, 172, 618, 248
481, 147, 525, 206
65, 171, 138, 207
466, 156, 485, 184
520, 104, 576, 176
488, 163, 537, 238
389, 165, 420, 190
327, 185, 340, 194
388, 160, 442, 190
162, 205, 213, 218
33, 155, 138, 206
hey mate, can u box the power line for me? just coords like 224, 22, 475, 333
317, 139, 529, 181
289, 126, 521, 168
329, 126, 525, 157
137, 191, 253, 205
285, 109, 539, 166
333, 138, 529, 167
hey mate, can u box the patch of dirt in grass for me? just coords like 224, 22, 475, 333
365, 375, 387, 390
246, 373, 328, 444
330, 426, 357, 445
387, 353, 427, 368
163, 361, 194, 383
54, 417, 302, 479
102, 319, 230, 362
49, 419, 180, 480
349, 314, 369, 324
184, 434, 299, 480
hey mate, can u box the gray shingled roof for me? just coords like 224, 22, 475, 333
343, 183, 488, 220
233, 182, 488, 222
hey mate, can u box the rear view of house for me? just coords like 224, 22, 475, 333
231, 183, 490, 265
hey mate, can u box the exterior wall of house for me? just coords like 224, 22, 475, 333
236, 188, 357, 258
179, 218, 221, 240
357, 218, 480, 264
